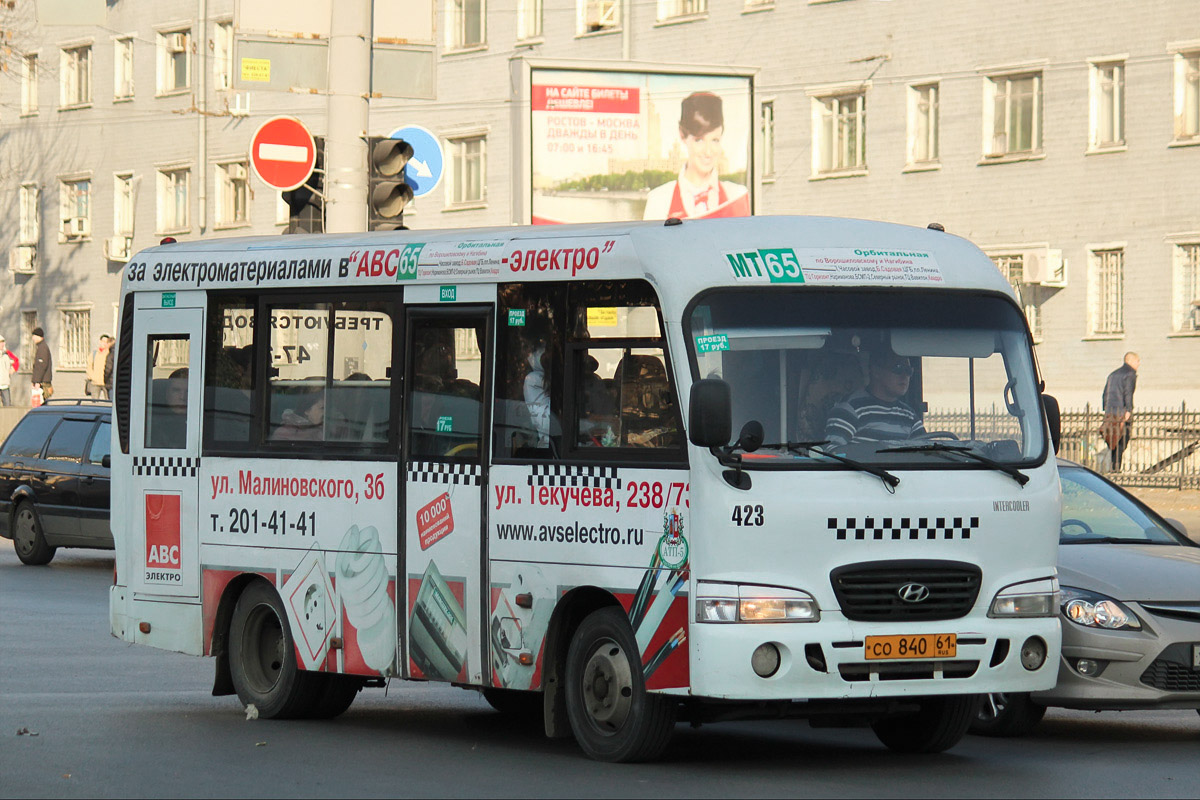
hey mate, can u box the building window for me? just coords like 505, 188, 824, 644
20, 311, 39, 373
21, 54, 38, 115
59, 178, 91, 240
216, 161, 250, 227
113, 173, 135, 236
990, 254, 1042, 341
657, 0, 706, 20
114, 37, 134, 99
1174, 242, 1200, 332
578, 0, 618, 34
157, 167, 190, 232
812, 91, 866, 175
1090, 248, 1125, 336
447, 136, 486, 206
517, 0, 542, 39
214, 21, 233, 91
761, 100, 776, 178
58, 308, 90, 370
1089, 61, 1124, 149
19, 184, 40, 244
907, 83, 940, 165
983, 72, 1042, 158
447, 0, 485, 49
59, 44, 91, 108
1174, 50, 1200, 143
158, 29, 191, 93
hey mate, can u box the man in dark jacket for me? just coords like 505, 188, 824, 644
31, 326, 53, 404
1102, 351, 1139, 471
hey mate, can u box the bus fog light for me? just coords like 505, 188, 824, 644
1020, 637, 1047, 671
751, 643, 781, 678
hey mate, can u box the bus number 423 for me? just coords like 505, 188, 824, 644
732, 505, 764, 526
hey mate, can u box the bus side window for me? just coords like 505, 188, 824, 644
146, 337, 190, 450
408, 322, 484, 459
494, 283, 566, 460
204, 297, 256, 448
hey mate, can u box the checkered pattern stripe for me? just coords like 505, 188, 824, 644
408, 461, 481, 486
134, 456, 199, 478
527, 464, 621, 489
830, 516, 979, 541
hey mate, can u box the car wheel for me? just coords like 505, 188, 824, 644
482, 687, 542, 719
970, 692, 1046, 737
12, 501, 56, 566
228, 580, 319, 719
872, 694, 981, 753
564, 606, 676, 762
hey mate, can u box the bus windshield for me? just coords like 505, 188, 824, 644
687, 289, 1045, 467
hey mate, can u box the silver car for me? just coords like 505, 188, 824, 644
973, 458, 1200, 736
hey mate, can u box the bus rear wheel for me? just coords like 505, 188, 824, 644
564, 606, 676, 762
228, 580, 319, 719
872, 695, 980, 753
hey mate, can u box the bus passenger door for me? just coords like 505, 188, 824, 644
128, 292, 205, 600
402, 305, 492, 686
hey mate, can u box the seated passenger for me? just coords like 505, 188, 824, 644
149, 368, 189, 449
273, 390, 328, 441
796, 352, 864, 441
824, 350, 925, 447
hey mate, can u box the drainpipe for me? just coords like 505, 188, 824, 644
622, 0, 632, 61
197, 0, 208, 233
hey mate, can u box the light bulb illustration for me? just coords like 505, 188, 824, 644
336, 524, 396, 673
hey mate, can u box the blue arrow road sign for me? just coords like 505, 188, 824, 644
389, 125, 444, 198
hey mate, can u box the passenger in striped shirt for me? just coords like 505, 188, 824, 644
825, 351, 925, 447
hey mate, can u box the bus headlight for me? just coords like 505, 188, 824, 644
697, 583, 820, 623
988, 577, 1060, 618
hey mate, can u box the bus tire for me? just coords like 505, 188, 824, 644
13, 501, 56, 566
872, 694, 981, 754
306, 674, 363, 719
970, 692, 1046, 737
482, 687, 542, 719
564, 607, 676, 762
228, 580, 318, 719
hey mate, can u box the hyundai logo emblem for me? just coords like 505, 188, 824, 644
898, 583, 931, 603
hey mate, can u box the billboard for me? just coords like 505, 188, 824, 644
531, 68, 753, 225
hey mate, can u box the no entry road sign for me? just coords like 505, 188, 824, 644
250, 116, 317, 191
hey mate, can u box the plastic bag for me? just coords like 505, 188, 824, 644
31, 386, 44, 408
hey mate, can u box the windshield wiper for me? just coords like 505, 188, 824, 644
759, 440, 900, 492
877, 442, 1029, 487
1061, 536, 1174, 545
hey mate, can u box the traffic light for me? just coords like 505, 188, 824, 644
367, 136, 415, 230
282, 135, 325, 234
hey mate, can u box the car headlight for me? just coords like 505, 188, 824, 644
1060, 586, 1141, 631
988, 577, 1060, 618
696, 583, 820, 623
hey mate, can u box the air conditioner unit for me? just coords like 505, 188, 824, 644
63, 216, 88, 238
104, 235, 133, 262
1024, 247, 1068, 288
228, 163, 248, 181
8, 244, 36, 274
167, 33, 188, 53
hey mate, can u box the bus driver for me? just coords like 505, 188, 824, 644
824, 349, 925, 447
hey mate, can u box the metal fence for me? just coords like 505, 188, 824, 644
926, 404, 1200, 489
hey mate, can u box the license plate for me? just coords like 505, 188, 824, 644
1193, 644, 1199, 670
865, 633, 957, 661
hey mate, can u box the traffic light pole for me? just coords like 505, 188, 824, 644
324, 0, 372, 233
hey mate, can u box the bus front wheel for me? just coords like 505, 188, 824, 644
228, 580, 319, 719
564, 606, 676, 762
872, 694, 980, 753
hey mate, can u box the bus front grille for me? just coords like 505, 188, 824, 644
830, 560, 982, 622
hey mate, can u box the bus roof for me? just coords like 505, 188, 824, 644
121, 216, 1016, 309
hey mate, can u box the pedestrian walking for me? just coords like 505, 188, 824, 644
86, 334, 113, 400
0, 334, 19, 407
103, 335, 114, 399
31, 326, 53, 406
1102, 351, 1139, 471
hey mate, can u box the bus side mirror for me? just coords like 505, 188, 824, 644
689, 379, 732, 448
1042, 393, 1061, 454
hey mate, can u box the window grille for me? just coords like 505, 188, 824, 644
1094, 249, 1124, 335
59, 309, 90, 370
1177, 244, 1200, 332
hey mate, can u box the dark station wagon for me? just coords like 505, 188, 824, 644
0, 401, 112, 565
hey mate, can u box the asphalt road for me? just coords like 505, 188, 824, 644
2, 540, 1198, 799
